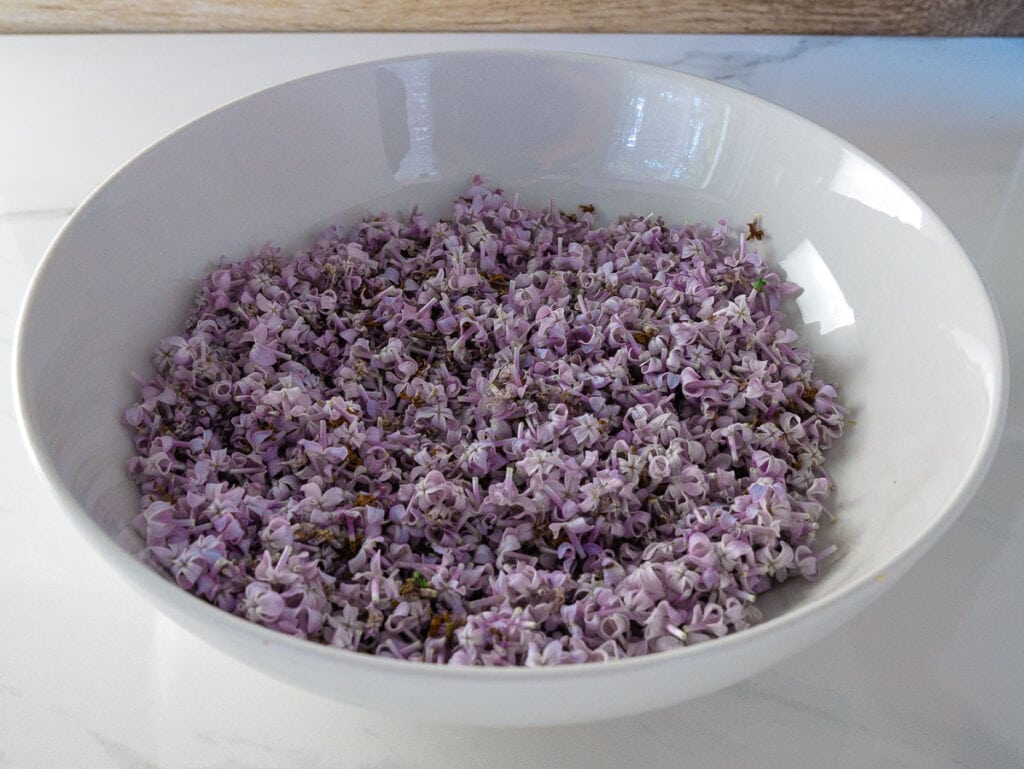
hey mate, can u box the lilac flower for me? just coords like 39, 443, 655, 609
242, 581, 286, 624
125, 179, 845, 666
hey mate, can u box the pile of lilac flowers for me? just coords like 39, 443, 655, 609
126, 177, 844, 666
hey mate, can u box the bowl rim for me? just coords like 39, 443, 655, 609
12, 47, 1010, 681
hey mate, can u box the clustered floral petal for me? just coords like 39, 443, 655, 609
126, 177, 845, 666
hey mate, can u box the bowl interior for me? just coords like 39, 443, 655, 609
15, 51, 1004, 724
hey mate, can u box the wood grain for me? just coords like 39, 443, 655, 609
2, 0, 1023, 34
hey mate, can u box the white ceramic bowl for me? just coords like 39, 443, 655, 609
14, 51, 1005, 727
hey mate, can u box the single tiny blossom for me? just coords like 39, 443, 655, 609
125, 177, 845, 666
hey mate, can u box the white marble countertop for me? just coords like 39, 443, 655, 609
2, 34, 1022, 769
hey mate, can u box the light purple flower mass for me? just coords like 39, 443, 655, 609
126, 177, 845, 665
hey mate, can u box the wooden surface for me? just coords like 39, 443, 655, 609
3, 0, 1024, 34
